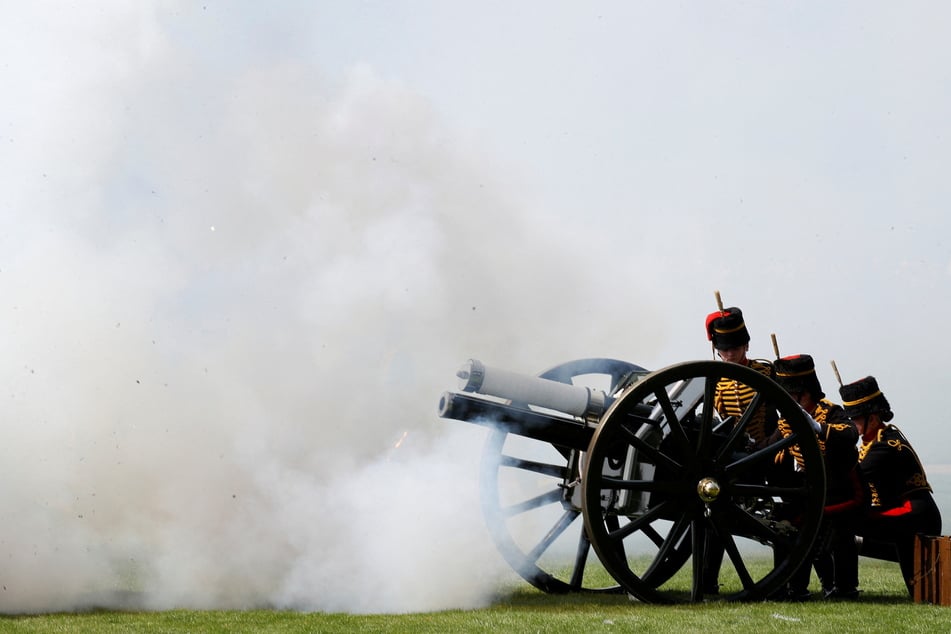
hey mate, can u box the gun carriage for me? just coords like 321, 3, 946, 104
438, 358, 826, 603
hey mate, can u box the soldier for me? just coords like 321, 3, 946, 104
701, 306, 775, 594
705, 307, 776, 443
771, 354, 865, 600
839, 375, 942, 597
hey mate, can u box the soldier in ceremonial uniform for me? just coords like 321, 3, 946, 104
840, 375, 941, 597
771, 355, 865, 600
701, 306, 775, 594
705, 307, 776, 443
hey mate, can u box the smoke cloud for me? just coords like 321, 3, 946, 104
0, 5, 634, 614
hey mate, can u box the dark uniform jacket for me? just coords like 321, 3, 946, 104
815, 401, 864, 512
774, 399, 864, 512
858, 424, 932, 512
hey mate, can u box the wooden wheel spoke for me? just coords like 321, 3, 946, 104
731, 482, 809, 499
692, 376, 717, 461
607, 499, 675, 540
502, 488, 564, 518
499, 454, 569, 479
710, 513, 756, 590
654, 387, 690, 451
604, 514, 628, 563
526, 509, 580, 562
715, 406, 758, 462
643, 514, 691, 580
640, 523, 665, 547
734, 390, 765, 432
690, 518, 705, 601
721, 502, 796, 547
568, 525, 593, 588
724, 432, 799, 475
616, 424, 683, 472
701, 374, 718, 430
598, 476, 681, 495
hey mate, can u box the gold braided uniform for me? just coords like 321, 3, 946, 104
773, 399, 861, 509
858, 424, 932, 509
772, 397, 863, 598
854, 421, 941, 595
775, 400, 853, 469
713, 358, 774, 443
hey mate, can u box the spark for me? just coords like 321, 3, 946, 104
393, 430, 409, 449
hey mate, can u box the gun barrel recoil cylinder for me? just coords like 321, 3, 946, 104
456, 359, 607, 421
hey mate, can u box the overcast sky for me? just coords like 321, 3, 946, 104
2, 1, 949, 614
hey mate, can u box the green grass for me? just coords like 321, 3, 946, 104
0, 560, 945, 633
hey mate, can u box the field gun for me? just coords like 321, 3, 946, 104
438, 358, 638, 450
438, 358, 826, 603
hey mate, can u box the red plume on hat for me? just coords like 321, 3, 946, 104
705, 307, 751, 350
705, 310, 726, 341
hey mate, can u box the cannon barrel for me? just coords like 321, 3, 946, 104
439, 359, 657, 449
438, 391, 594, 450
455, 359, 608, 421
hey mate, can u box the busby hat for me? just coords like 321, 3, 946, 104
705, 307, 750, 350
839, 376, 893, 422
774, 354, 824, 398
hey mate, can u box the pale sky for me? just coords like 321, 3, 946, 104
1, 0, 949, 614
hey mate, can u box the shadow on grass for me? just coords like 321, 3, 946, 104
492, 584, 914, 609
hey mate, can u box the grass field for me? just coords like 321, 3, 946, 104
0, 559, 946, 633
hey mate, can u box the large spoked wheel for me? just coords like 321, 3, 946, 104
581, 360, 826, 603
479, 358, 647, 593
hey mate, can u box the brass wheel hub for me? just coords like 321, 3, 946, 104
697, 477, 721, 503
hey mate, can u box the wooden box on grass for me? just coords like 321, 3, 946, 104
914, 534, 951, 606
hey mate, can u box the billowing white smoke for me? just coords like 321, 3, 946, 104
0, 6, 636, 614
